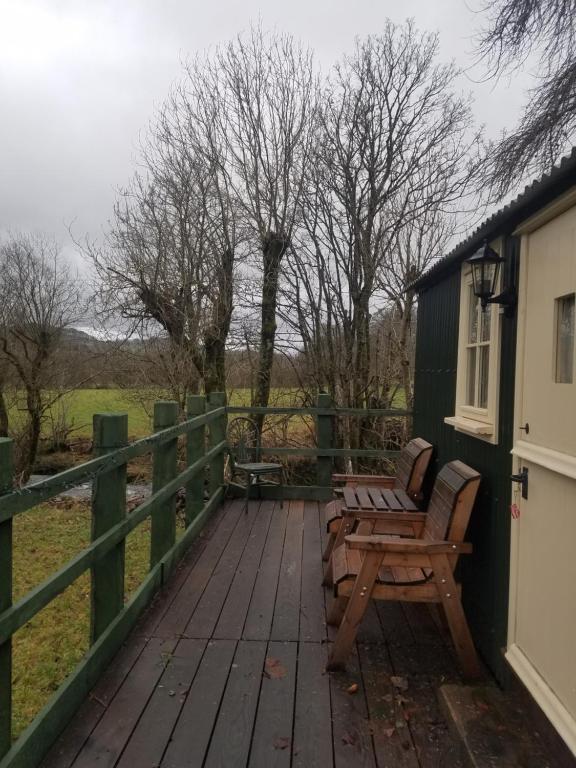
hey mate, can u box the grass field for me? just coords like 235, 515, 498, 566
10, 386, 407, 442
12, 500, 151, 739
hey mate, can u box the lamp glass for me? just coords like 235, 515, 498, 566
468, 244, 503, 305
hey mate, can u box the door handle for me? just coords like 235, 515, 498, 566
511, 467, 528, 500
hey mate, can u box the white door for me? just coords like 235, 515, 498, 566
508, 203, 576, 755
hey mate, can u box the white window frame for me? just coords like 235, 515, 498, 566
444, 251, 502, 443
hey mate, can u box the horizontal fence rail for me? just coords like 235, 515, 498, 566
0, 392, 410, 768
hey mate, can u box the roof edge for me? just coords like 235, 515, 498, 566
410, 147, 576, 293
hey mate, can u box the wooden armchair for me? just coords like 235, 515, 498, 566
326, 460, 482, 679
323, 437, 433, 563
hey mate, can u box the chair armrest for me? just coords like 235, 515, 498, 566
332, 473, 395, 488
342, 509, 426, 523
344, 534, 472, 555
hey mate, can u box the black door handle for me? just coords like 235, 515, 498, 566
511, 467, 528, 500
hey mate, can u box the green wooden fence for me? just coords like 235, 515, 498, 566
0, 392, 408, 768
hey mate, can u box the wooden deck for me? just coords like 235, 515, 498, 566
43, 499, 467, 768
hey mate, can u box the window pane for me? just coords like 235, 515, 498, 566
478, 346, 490, 408
556, 294, 575, 383
466, 347, 476, 405
480, 304, 491, 342
468, 286, 478, 343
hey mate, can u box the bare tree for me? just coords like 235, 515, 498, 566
0, 234, 84, 480
281, 22, 480, 431
205, 26, 319, 422
87, 79, 240, 401
476, 0, 576, 197
378, 209, 458, 412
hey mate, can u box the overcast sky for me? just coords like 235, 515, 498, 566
0, 0, 534, 269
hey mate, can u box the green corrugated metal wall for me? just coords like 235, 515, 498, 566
412, 237, 519, 683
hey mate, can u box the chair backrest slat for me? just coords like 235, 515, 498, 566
393, 437, 433, 501
423, 460, 481, 545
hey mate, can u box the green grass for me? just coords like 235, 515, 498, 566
9, 386, 407, 442
12, 499, 150, 739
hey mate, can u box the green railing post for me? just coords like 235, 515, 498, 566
316, 391, 333, 490
150, 401, 179, 568
0, 438, 13, 759
186, 395, 206, 526
91, 413, 128, 644
208, 392, 227, 497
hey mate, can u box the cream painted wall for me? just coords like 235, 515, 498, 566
508, 198, 576, 756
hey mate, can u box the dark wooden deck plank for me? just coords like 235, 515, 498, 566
115, 638, 206, 768
271, 500, 304, 642
203, 640, 267, 768
358, 642, 420, 768
71, 637, 177, 768
41, 636, 149, 768
132, 499, 231, 639
248, 640, 297, 768
160, 638, 237, 768
243, 502, 288, 641
388, 641, 466, 768
292, 641, 333, 768
153, 500, 245, 639
330, 647, 377, 768
41, 500, 476, 768
184, 501, 261, 638
213, 501, 274, 640
375, 601, 414, 646
299, 501, 327, 642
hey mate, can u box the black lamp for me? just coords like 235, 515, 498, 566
466, 241, 516, 317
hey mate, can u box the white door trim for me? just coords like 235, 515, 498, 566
506, 644, 576, 755
512, 440, 576, 480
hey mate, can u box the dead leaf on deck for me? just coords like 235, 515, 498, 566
383, 727, 395, 738
346, 683, 359, 694
273, 737, 291, 750
390, 675, 409, 691
264, 657, 287, 679
341, 730, 358, 746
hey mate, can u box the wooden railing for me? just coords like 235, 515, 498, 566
0, 392, 409, 768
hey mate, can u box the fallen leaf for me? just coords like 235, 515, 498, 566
346, 683, 359, 694
341, 730, 358, 746
383, 727, 395, 738
273, 737, 290, 750
168, 690, 175, 697
264, 657, 287, 679
390, 675, 409, 691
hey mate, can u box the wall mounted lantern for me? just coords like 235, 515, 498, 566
466, 241, 516, 317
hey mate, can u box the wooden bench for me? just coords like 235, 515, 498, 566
323, 438, 433, 563
326, 460, 482, 680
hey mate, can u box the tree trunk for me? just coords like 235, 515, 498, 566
203, 248, 234, 395
0, 386, 8, 438
17, 386, 42, 483
254, 234, 287, 434
398, 293, 415, 441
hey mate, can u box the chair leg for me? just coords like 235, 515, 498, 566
430, 554, 482, 680
244, 474, 251, 514
327, 551, 381, 671
323, 514, 355, 587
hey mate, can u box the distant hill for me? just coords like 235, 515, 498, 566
63, 327, 99, 343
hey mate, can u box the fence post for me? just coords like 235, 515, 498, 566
150, 401, 179, 568
90, 414, 128, 644
186, 395, 206, 526
0, 438, 13, 759
207, 392, 227, 497
316, 391, 333, 491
